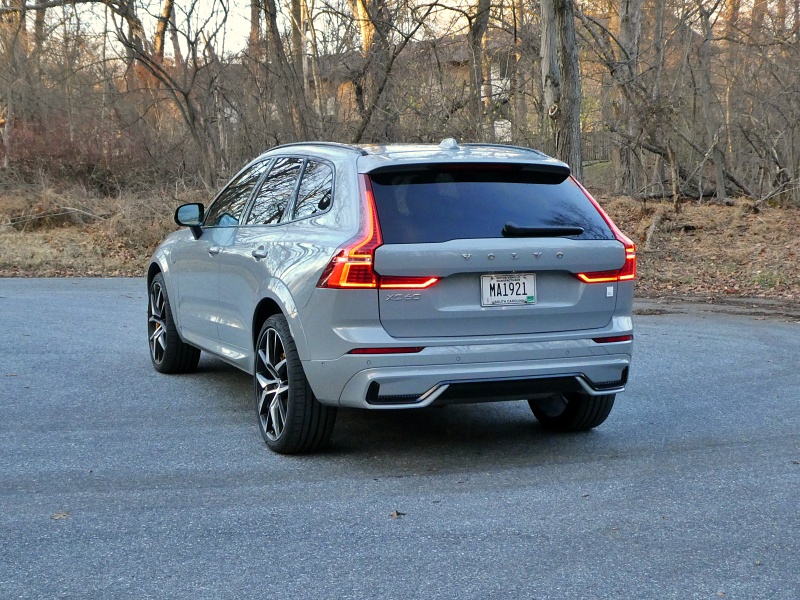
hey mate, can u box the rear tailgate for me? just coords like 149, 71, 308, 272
369, 165, 625, 338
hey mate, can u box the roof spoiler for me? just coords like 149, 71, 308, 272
366, 161, 571, 185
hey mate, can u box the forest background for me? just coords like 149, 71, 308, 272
0, 0, 798, 303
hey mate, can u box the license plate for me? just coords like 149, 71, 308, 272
481, 273, 536, 306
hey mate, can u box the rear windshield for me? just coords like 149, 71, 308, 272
369, 166, 614, 243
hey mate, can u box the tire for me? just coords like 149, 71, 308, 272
528, 392, 615, 432
254, 314, 336, 454
148, 272, 201, 374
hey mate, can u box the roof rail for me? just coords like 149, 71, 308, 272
461, 142, 547, 157
271, 141, 369, 156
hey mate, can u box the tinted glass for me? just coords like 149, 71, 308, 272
293, 161, 333, 219
369, 167, 613, 243
246, 158, 303, 225
204, 161, 271, 227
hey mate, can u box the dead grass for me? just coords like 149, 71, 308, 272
0, 183, 204, 277
601, 196, 800, 300
1, 184, 798, 302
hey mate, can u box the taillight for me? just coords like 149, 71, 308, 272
379, 277, 438, 289
576, 245, 636, 283
572, 177, 637, 284
317, 174, 439, 290
317, 174, 383, 289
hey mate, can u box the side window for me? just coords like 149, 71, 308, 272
246, 157, 303, 225
204, 161, 271, 227
293, 161, 334, 220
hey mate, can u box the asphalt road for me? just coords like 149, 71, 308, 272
1, 278, 798, 600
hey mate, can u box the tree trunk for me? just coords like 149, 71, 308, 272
34, 7, 46, 55
291, 0, 305, 87
510, 0, 527, 143
154, 0, 174, 63
348, 0, 377, 52
169, 8, 183, 70
263, 0, 309, 139
613, 0, 642, 195
540, 0, 559, 156
468, 0, 490, 140
697, 2, 727, 201
1, 93, 11, 169
249, 0, 261, 56
346, 0, 392, 139
553, 0, 582, 180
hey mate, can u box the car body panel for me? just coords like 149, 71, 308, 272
373, 238, 624, 337
217, 224, 287, 354
170, 226, 235, 343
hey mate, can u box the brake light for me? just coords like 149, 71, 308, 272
572, 177, 637, 284
317, 175, 439, 290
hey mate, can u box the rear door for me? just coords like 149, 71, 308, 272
217, 157, 302, 353
370, 165, 625, 338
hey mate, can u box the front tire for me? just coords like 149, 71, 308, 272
255, 314, 336, 454
148, 272, 200, 374
528, 392, 615, 432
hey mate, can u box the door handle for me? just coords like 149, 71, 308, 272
252, 246, 268, 260
208, 245, 222, 256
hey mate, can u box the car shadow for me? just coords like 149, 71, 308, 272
189, 354, 621, 471
321, 402, 620, 475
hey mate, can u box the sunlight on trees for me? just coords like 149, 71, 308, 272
0, 0, 797, 204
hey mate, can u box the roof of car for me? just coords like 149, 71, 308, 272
359, 140, 547, 158
263, 139, 571, 178
357, 139, 571, 178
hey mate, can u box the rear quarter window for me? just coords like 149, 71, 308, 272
369, 166, 613, 243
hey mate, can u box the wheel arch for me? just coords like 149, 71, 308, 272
147, 261, 162, 286
252, 297, 283, 353
252, 281, 310, 361
147, 257, 185, 338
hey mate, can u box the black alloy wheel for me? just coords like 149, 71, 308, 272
254, 314, 336, 454
147, 273, 200, 374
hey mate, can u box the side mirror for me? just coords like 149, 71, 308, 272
175, 203, 204, 239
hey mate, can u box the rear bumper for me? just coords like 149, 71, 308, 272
303, 341, 632, 409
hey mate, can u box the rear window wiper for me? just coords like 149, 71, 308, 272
502, 223, 585, 238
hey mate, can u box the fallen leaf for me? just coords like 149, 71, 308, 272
389, 510, 406, 519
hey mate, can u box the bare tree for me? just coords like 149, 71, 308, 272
541, 0, 582, 179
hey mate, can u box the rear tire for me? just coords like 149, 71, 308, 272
528, 392, 615, 432
148, 273, 200, 374
254, 314, 336, 454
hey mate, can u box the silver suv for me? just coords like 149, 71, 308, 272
147, 140, 635, 454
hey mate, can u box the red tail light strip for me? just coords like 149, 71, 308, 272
572, 177, 637, 284
317, 175, 439, 290
379, 277, 439, 289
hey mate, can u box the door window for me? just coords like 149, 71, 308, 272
245, 158, 304, 225
204, 160, 271, 227
293, 161, 334, 220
